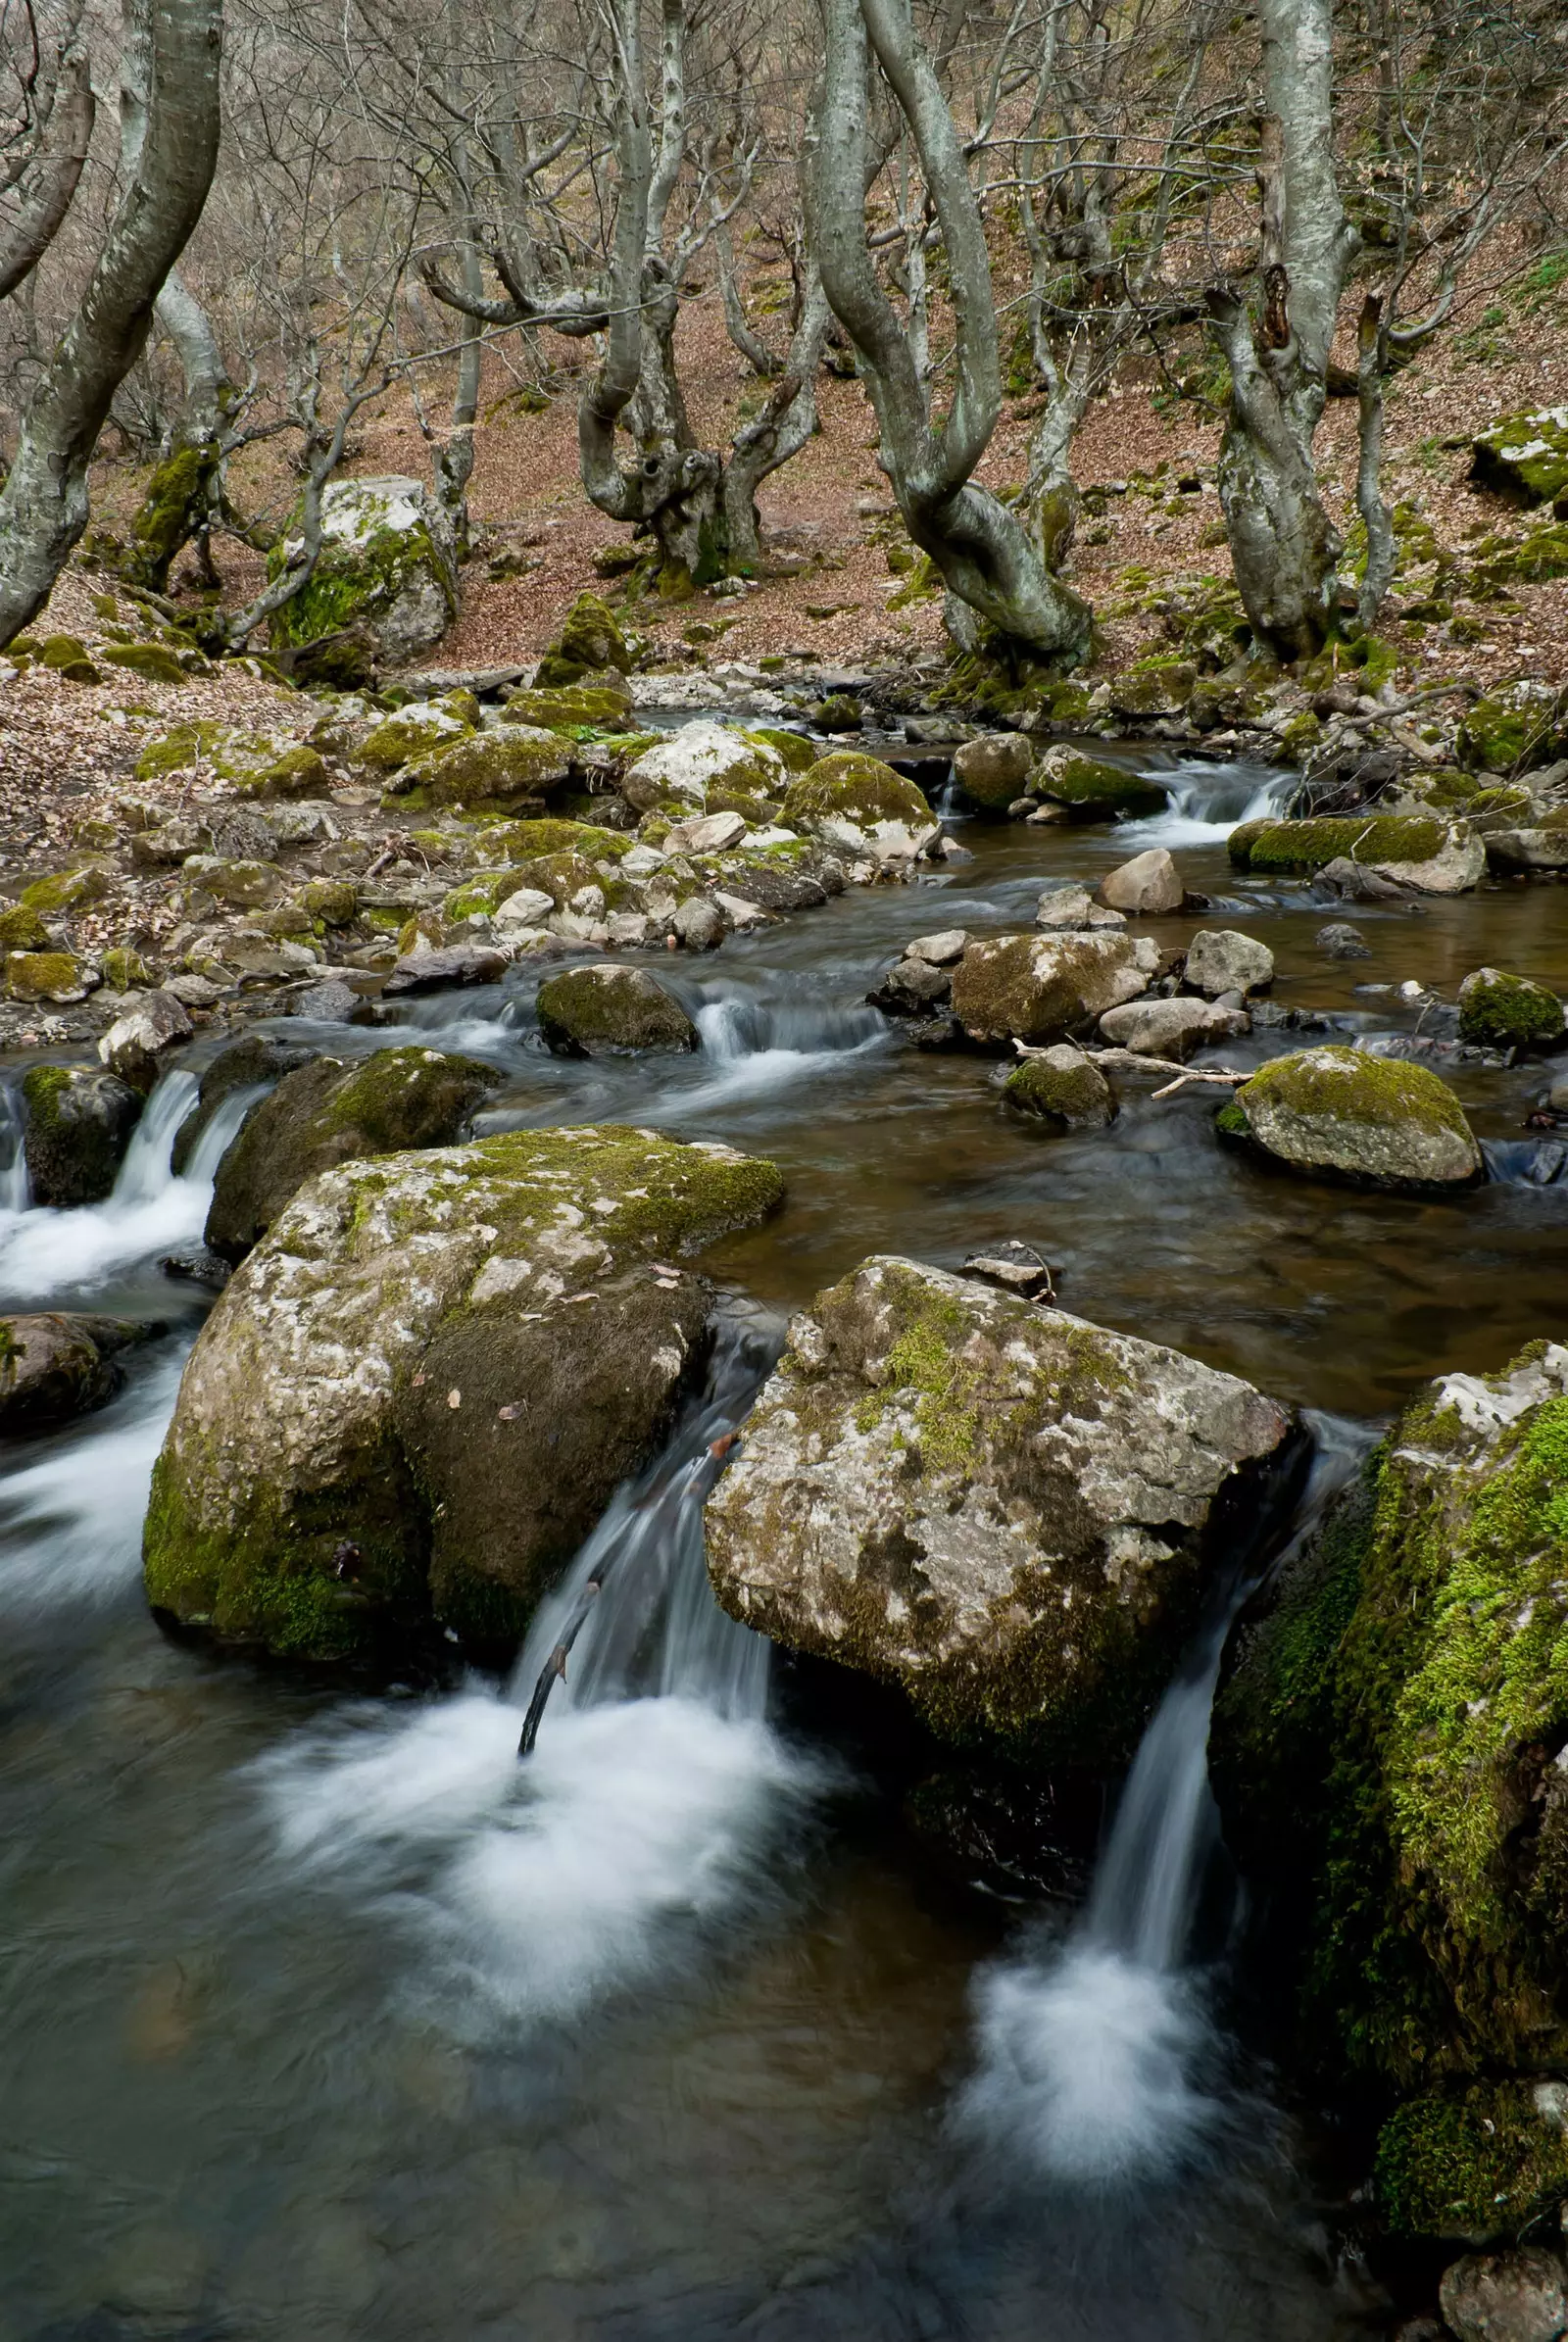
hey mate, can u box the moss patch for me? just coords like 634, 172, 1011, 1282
1458, 968, 1565, 1051
1374, 2080, 1568, 2240
1233, 815, 1448, 872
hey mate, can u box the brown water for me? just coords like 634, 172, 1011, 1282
0, 760, 1564, 2341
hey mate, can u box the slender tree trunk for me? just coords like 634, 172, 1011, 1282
0, 42, 94, 303
722, 266, 830, 569
434, 238, 484, 555
0, 0, 224, 644
1355, 294, 1395, 630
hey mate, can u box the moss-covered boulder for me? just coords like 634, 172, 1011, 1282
268, 475, 459, 668
502, 683, 635, 732
1458, 967, 1565, 1053
169, 1033, 315, 1175
100, 642, 188, 688
746, 725, 818, 774
1002, 1046, 1116, 1128
1470, 408, 1568, 506
388, 726, 571, 810
133, 719, 328, 800
1374, 2081, 1568, 2242
1218, 1047, 1483, 1193
621, 719, 786, 814
20, 1066, 143, 1205
476, 816, 634, 867
1458, 683, 1568, 776
204, 1045, 503, 1260
35, 632, 100, 683
6, 950, 88, 1003
17, 865, 112, 917
0, 1313, 149, 1429
779, 751, 936, 857
952, 732, 1035, 809
535, 964, 699, 1056
145, 1126, 785, 1661
705, 1255, 1294, 1764
533, 592, 633, 689
352, 697, 476, 774
1229, 814, 1485, 894
951, 930, 1159, 1046
1029, 746, 1169, 820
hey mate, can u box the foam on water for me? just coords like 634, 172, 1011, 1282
1120, 759, 1294, 850
0, 1341, 189, 1607
673, 990, 888, 1111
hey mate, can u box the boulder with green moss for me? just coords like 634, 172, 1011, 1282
1028, 746, 1169, 821
35, 634, 99, 683
6, 950, 89, 1004
1218, 1046, 1483, 1192
1470, 408, 1568, 506
779, 750, 936, 858
1229, 813, 1485, 893
352, 697, 476, 774
533, 592, 633, 689
1457, 682, 1568, 776
100, 642, 187, 688
620, 719, 787, 814
705, 1255, 1294, 1764
951, 930, 1159, 1046
1002, 1046, 1116, 1128
204, 1044, 503, 1260
535, 964, 698, 1055
145, 1125, 785, 1661
502, 683, 634, 732
388, 725, 571, 810
268, 475, 459, 668
746, 725, 818, 774
133, 720, 328, 801
952, 732, 1035, 809
1458, 967, 1565, 1052
20, 1066, 142, 1203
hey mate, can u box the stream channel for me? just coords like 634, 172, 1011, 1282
3, 746, 1567, 2339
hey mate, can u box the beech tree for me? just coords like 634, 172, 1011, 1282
0, 0, 94, 303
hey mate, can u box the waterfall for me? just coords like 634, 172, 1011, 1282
1125, 758, 1295, 849
0, 1083, 29, 1211
109, 1070, 201, 1203
956, 1412, 1371, 2184
667, 986, 887, 1111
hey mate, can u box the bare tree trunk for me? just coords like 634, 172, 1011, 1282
1206, 0, 1359, 661
0, 0, 223, 644
814, 0, 1089, 664
1354, 293, 1395, 630
0, 41, 94, 303
434, 238, 484, 555
722, 266, 830, 569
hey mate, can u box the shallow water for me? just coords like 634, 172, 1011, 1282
1, 755, 1563, 2338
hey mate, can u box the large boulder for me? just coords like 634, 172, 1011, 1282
952, 732, 1034, 809
145, 1126, 785, 1660
1229, 814, 1486, 894
170, 1034, 316, 1175
535, 964, 699, 1055
1457, 684, 1568, 777
779, 751, 936, 858
205, 1046, 502, 1260
1028, 746, 1168, 820
705, 1256, 1295, 1764
1217, 1046, 1484, 1193
620, 720, 786, 813
950, 930, 1158, 1046
387, 726, 571, 810
97, 989, 194, 1090
1487, 819, 1568, 874
1184, 929, 1275, 999
268, 476, 459, 670
20, 1066, 143, 1204
1470, 408, 1568, 506
0, 1313, 149, 1428
1458, 967, 1565, 1052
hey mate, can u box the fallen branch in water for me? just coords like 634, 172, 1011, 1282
1150, 1068, 1250, 1098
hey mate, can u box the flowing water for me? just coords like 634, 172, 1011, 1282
2, 750, 1566, 2337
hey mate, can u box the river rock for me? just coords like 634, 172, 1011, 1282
0, 1312, 149, 1428
1097, 848, 1183, 915
1098, 997, 1248, 1061
620, 721, 785, 813
97, 989, 194, 1090
669, 898, 725, 951
1218, 1046, 1484, 1192
705, 1256, 1295, 1764
391, 727, 571, 811
1440, 2251, 1568, 2342
664, 809, 748, 854
20, 1066, 143, 1204
205, 1045, 503, 1260
1028, 746, 1168, 820
953, 733, 1034, 809
950, 931, 1158, 1046
381, 944, 508, 995
1487, 825, 1568, 874
1458, 968, 1565, 1052
1184, 929, 1274, 999
1002, 1046, 1116, 1127
906, 929, 969, 966
1316, 921, 1371, 959
170, 1034, 318, 1174
870, 954, 954, 1015
1231, 814, 1485, 894
1035, 883, 1125, 933
145, 1127, 785, 1661
535, 964, 698, 1055
780, 752, 937, 859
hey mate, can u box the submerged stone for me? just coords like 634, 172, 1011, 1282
0, 1313, 150, 1428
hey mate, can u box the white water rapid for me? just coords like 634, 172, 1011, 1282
1126, 759, 1295, 850
956, 1414, 1371, 2186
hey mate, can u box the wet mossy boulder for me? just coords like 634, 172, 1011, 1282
1002, 1047, 1116, 1129
952, 732, 1035, 809
705, 1256, 1294, 1765
779, 751, 935, 856
352, 697, 476, 774
388, 726, 571, 809
1470, 408, 1568, 506
621, 720, 787, 813
1458, 967, 1565, 1053
1458, 683, 1568, 776
502, 683, 635, 732
533, 592, 633, 689
170, 1033, 316, 1175
268, 476, 459, 668
1214, 1343, 1568, 2122
204, 1045, 503, 1260
951, 930, 1159, 1046
6, 950, 88, 1003
1374, 2080, 1568, 2243
1029, 746, 1168, 820
1229, 814, 1485, 894
535, 964, 699, 1056
145, 1126, 785, 1662
20, 1066, 143, 1204
476, 816, 634, 867
0, 1313, 150, 1429
1218, 1046, 1483, 1193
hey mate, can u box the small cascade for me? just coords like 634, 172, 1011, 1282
0, 1082, 29, 1211
956, 1412, 1372, 2185
109, 1070, 201, 1204
675, 986, 888, 1109
1126, 758, 1295, 849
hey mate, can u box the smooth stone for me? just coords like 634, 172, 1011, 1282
97, 988, 195, 1088
1097, 848, 1184, 916
1098, 997, 1248, 1061
1316, 922, 1372, 958
1183, 928, 1274, 999
906, 929, 969, 966
664, 809, 748, 854
669, 898, 725, 951
381, 946, 508, 995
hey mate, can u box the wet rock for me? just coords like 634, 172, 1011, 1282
146, 1127, 785, 1661
160, 1244, 232, 1291
381, 944, 508, 996
714, 858, 836, 915
669, 898, 725, 951
664, 809, 747, 854
535, 964, 698, 1055
289, 978, 365, 1023
906, 929, 969, 966
959, 1240, 1054, 1300
0, 1312, 149, 1428
1097, 848, 1183, 916
1099, 997, 1248, 1061
1218, 1046, 1484, 1192
205, 1045, 504, 1260
951, 931, 1158, 1046
97, 989, 194, 1090
1028, 746, 1168, 821
1231, 815, 1485, 894
1313, 855, 1414, 903
705, 1256, 1294, 1764
952, 732, 1034, 809
1002, 1045, 1117, 1126
20, 1066, 143, 1204
779, 751, 937, 860
869, 954, 952, 1015
1183, 929, 1274, 999
1035, 883, 1126, 933
1487, 822, 1568, 874
1458, 968, 1565, 1053
1440, 2249, 1568, 2342
1109, 662, 1196, 718
170, 1036, 318, 1176
1316, 922, 1372, 959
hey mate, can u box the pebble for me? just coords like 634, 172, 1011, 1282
1316, 922, 1371, 959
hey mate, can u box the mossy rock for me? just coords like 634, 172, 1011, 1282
745, 725, 819, 773
1470, 408, 1568, 505
1030, 749, 1168, 820
20, 866, 112, 916
1296, 634, 1398, 694
1230, 815, 1483, 897
476, 817, 633, 866
1001, 1048, 1117, 1129
6, 951, 86, 1002
353, 701, 475, 774
1457, 683, 1568, 775
1220, 1046, 1483, 1193
620, 720, 787, 813
205, 1045, 504, 1260
0, 901, 49, 951
297, 878, 358, 927
534, 592, 633, 688
536, 963, 699, 1055
1457, 967, 1565, 1052
268, 475, 459, 666
502, 684, 635, 732
145, 1125, 786, 1663
36, 634, 100, 684
21, 1065, 143, 1204
780, 751, 932, 840
388, 727, 571, 809
100, 643, 187, 688
1374, 2081, 1568, 2241
169, 1033, 316, 1174
100, 947, 153, 991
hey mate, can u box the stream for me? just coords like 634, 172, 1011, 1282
3, 750, 1567, 2338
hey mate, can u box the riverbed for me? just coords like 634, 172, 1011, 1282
2, 758, 1564, 2339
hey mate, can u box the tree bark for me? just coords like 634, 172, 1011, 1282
0, 0, 224, 644
0, 41, 94, 303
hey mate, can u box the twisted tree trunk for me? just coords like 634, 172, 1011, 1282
0, 0, 224, 644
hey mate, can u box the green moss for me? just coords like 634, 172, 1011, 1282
1458, 687, 1568, 775
1235, 815, 1448, 871
1214, 1097, 1249, 1139
5, 951, 82, 1000
746, 726, 818, 773
20, 866, 111, 915
503, 685, 634, 732
1238, 1046, 1472, 1141
781, 752, 930, 829
533, 592, 633, 687
0, 901, 49, 950
100, 643, 187, 687
1002, 1054, 1115, 1127
37, 634, 100, 683
269, 496, 456, 652
475, 817, 632, 865
1458, 969, 1564, 1051
1032, 753, 1168, 818
389, 729, 569, 808
100, 947, 152, 990
1375, 2081, 1568, 2240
